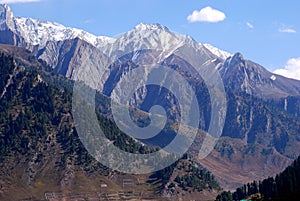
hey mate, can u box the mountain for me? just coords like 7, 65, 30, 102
0, 45, 113, 200
0, 4, 114, 49
1, 3, 299, 99
0, 5, 221, 81
0, 45, 222, 201
220, 52, 300, 99
0, 3, 300, 193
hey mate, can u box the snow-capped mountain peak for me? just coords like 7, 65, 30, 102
0, 4, 231, 63
102, 22, 183, 59
0, 4, 114, 48
101, 22, 216, 63
134, 22, 169, 32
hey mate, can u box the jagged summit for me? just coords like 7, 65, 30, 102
0, 4, 10, 16
107, 21, 193, 56
0, 4, 114, 48
0, 4, 231, 60
134, 22, 170, 32
221, 51, 300, 98
2, 3, 299, 100
232, 52, 244, 60
0, 4, 13, 30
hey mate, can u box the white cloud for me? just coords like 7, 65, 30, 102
274, 57, 300, 80
187, 6, 226, 23
246, 22, 254, 29
279, 28, 296, 33
0, 0, 41, 3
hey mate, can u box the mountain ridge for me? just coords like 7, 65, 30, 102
0, 4, 115, 48
0, 4, 230, 60
1, 3, 299, 101
0, 3, 300, 194
220, 52, 300, 98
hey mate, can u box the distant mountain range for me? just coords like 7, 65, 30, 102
1, 4, 299, 99
0, 3, 300, 199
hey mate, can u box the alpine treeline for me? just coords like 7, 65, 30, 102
216, 155, 300, 201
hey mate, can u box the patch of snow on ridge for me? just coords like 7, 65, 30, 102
0, 3, 115, 48
13, 17, 115, 48
270, 75, 277, 81
203, 43, 232, 60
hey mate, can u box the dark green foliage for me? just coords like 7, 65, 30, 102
215, 141, 234, 159
0, 64, 73, 165
151, 161, 178, 187
0, 53, 155, 175
258, 156, 300, 200
217, 155, 300, 201
174, 160, 220, 192
0, 53, 14, 91
149, 155, 220, 193
230, 181, 259, 201
216, 191, 233, 201
97, 113, 156, 154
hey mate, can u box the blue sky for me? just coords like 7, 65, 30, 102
5, 0, 300, 79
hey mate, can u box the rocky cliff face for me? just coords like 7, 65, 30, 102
220, 52, 300, 98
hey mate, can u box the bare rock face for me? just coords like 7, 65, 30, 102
220, 52, 300, 99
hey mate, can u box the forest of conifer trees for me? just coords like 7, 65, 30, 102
216, 155, 300, 201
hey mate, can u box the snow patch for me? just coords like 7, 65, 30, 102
270, 75, 277, 81
2, 5, 115, 48
203, 43, 232, 60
